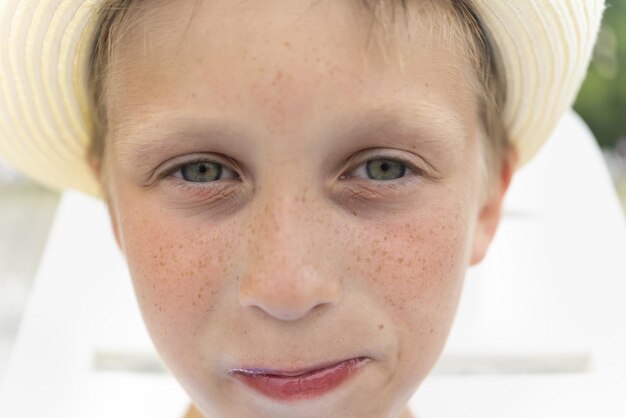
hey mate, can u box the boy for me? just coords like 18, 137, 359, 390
0, 1, 604, 417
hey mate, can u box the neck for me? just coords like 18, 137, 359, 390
184, 404, 416, 418
183, 405, 203, 418
399, 406, 415, 418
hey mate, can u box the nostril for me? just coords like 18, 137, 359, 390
245, 301, 322, 322
237, 269, 341, 321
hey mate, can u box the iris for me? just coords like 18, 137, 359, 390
366, 159, 405, 181
181, 162, 222, 182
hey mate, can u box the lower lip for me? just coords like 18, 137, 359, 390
230, 357, 369, 401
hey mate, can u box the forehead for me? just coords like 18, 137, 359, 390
105, 0, 479, 148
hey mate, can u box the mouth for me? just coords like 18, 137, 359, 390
228, 357, 370, 401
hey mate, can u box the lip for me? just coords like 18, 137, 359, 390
229, 357, 370, 401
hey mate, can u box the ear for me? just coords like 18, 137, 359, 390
88, 155, 124, 254
470, 148, 517, 265
105, 198, 124, 255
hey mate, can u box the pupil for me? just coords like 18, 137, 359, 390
380, 162, 389, 171
198, 164, 207, 174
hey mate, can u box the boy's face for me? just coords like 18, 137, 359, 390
102, 0, 511, 416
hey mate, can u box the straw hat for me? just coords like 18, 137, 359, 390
0, 0, 605, 197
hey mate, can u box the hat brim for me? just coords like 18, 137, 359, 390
0, 0, 604, 197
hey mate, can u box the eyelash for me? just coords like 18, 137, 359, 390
158, 157, 239, 195
159, 154, 422, 190
343, 155, 422, 184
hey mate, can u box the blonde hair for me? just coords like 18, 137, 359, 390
87, 0, 508, 181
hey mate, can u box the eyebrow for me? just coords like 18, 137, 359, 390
112, 101, 468, 175
112, 111, 256, 170
340, 102, 468, 147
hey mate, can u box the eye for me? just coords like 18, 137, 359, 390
165, 159, 239, 183
348, 157, 412, 181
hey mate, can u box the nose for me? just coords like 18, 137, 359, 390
238, 196, 341, 321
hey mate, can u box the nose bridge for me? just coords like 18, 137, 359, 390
251, 188, 306, 261
238, 188, 341, 321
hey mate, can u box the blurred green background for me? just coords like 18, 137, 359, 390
575, 0, 626, 209
575, 0, 626, 149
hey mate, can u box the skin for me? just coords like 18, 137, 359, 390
96, 0, 515, 417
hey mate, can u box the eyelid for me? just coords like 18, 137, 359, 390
342, 151, 425, 180
156, 154, 240, 182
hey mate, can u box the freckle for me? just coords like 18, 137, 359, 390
378, 324, 384, 330
272, 70, 283, 85
351, 209, 357, 216
429, 328, 434, 334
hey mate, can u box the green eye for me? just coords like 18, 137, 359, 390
365, 159, 406, 180
180, 161, 222, 182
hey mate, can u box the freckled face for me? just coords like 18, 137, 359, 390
103, 0, 487, 417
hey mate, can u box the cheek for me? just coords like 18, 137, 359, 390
352, 202, 471, 364
117, 203, 232, 353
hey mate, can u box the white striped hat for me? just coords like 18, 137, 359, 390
0, 0, 605, 197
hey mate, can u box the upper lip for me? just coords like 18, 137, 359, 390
228, 356, 369, 378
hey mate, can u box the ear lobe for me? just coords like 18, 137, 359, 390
470, 149, 517, 265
